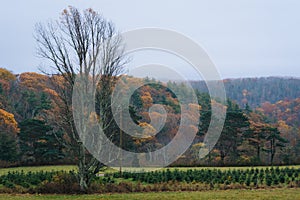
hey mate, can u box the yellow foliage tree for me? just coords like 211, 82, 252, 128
0, 68, 16, 82
0, 109, 19, 135
19, 72, 49, 91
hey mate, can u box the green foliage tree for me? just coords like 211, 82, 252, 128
0, 132, 19, 162
19, 119, 64, 165
14, 87, 52, 120
264, 126, 288, 165
214, 100, 249, 165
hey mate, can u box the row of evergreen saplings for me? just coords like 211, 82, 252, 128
0, 170, 78, 189
111, 167, 300, 186
0, 170, 57, 189
0, 167, 299, 193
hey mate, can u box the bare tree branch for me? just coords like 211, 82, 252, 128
35, 6, 127, 192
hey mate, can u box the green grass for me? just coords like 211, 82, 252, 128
0, 189, 299, 200
0, 165, 77, 175
167, 165, 300, 171
106, 165, 300, 173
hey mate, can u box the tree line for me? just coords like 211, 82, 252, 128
1, 68, 299, 168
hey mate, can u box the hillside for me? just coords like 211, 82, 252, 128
190, 77, 300, 108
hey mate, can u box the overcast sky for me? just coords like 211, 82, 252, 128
0, 0, 299, 79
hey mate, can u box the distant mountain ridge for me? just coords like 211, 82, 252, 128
190, 77, 300, 108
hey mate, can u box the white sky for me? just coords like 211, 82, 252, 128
0, 0, 299, 79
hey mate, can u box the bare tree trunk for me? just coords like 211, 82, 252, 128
270, 139, 275, 166
220, 151, 225, 166
257, 145, 261, 163
78, 141, 87, 191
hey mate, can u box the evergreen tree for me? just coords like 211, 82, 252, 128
264, 126, 288, 165
19, 119, 64, 164
0, 132, 19, 162
214, 100, 249, 165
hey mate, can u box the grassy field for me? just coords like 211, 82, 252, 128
0, 165, 77, 175
0, 189, 299, 200
105, 165, 300, 173
166, 165, 300, 171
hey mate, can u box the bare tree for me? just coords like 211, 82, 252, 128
35, 6, 126, 191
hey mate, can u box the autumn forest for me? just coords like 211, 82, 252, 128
0, 67, 299, 168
